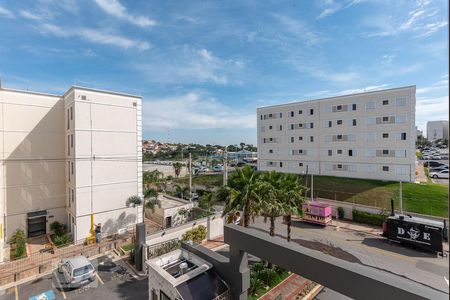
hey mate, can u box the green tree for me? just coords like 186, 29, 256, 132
224, 166, 261, 227
172, 162, 184, 178
143, 170, 164, 190
143, 188, 160, 213
259, 171, 286, 237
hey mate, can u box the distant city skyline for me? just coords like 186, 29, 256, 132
0, 0, 448, 145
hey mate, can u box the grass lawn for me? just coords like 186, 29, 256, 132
174, 173, 448, 218
303, 175, 448, 218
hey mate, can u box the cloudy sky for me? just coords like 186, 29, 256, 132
0, 0, 448, 145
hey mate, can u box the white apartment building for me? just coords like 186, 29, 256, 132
426, 120, 449, 142
257, 86, 416, 182
0, 85, 142, 261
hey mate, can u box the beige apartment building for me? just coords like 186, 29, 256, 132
426, 120, 449, 142
257, 86, 416, 182
0, 85, 142, 261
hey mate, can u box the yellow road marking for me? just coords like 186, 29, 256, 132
54, 273, 67, 299
96, 273, 104, 285
14, 285, 18, 300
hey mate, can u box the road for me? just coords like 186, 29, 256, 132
248, 217, 449, 294
0, 254, 148, 300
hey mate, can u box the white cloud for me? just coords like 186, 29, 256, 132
94, 0, 156, 27
134, 46, 244, 85
273, 14, 323, 46
416, 96, 449, 132
38, 23, 150, 50
337, 84, 389, 95
0, 6, 14, 19
142, 92, 255, 131
20, 10, 45, 21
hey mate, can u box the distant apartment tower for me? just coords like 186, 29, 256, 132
257, 86, 416, 182
426, 120, 448, 142
0, 85, 142, 261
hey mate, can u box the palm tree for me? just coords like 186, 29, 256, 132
223, 166, 260, 227
143, 170, 164, 190
172, 162, 183, 178
259, 171, 286, 237
174, 184, 189, 199
142, 188, 161, 220
279, 174, 306, 242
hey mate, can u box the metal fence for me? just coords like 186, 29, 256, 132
146, 238, 181, 260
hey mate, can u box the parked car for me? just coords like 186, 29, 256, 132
429, 169, 449, 179
58, 256, 96, 288
199, 166, 210, 172
423, 161, 446, 168
429, 166, 449, 173
212, 165, 224, 172
431, 155, 442, 160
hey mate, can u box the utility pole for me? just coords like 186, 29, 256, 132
399, 180, 403, 214
189, 153, 192, 202
223, 147, 228, 186
311, 173, 314, 202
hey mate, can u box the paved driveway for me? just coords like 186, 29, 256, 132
0, 254, 148, 300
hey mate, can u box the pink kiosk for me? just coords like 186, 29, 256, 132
302, 201, 332, 226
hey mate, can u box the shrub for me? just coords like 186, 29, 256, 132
14, 240, 26, 259
53, 233, 72, 246
352, 210, 386, 227
11, 229, 27, 259
181, 225, 207, 244
337, 207, 345, 219
11, 229, 26, 244
50, 221, 65, 236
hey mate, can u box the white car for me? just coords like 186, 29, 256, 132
58, 256, 96, 288
429, 169, 449, 179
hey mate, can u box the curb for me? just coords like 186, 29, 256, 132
301, 284, 324, 300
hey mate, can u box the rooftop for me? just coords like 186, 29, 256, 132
158, 194, 192, 209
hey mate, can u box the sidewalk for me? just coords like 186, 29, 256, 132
202, 236, 225, 250
259, 274, 309, 300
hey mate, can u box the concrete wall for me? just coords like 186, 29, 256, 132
146, 214, 224, 246
65, 88, 142, 241
257, 86, 416, 182
0, 89, 66, 243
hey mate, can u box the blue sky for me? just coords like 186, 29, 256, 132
0, 0, 448, 145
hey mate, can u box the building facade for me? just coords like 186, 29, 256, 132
0, 86, 142, 260
426, 120, 449, 142
257, 86, 416, 182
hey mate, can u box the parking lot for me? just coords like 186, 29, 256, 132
0, 254, 148, 300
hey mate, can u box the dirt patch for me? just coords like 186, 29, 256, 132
291, 238, 361, 264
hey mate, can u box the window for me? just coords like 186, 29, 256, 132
70, 107, 73, 120
299, 110, 303, 114
400, 132, 407, 140
260, 115, 263, 120
277, 125, 283, 131
328, 121, 332, 128
348, 149, 353, 156
290, 111, 294, 117
366, 101, 375, 110
269, 149, 273, 153
299, 123, 303, 128
337, 149, 342, 154
263, 138, 267, 143
70, 134, 74, 148
269, 138, 273, 142
382, 149, 389, 155
290, 124, 294, 130
71, 162, 74, 175
279, 112, 283, 118
382, 133, 389, 138
310, 108, 314, 115
328, 150, 332, 156
71, 189, 74, 203
337, 134, 343, 140
299, 136, 303, 141
269, 113, 273, 118
68, 162, 70, 181
310, 122, 314, 129
299, 149, 304, 154
352, 119, 357, 126
396, 97, 407, 107
279, 162, 283, 167
337, 105, 342, 111
352, 104, 357, 111
382, 166, 389, 172
68, 188, 71, 207
291, 137, 294, 143
269, 125, 273, 130
337, 120, 343, 125
337, 164, 343, 169
310, 136, 314, 142
299, 163, 303, 167
67, 135, 70, 155
382, 99, 389, 105
382, 116, 389, 122
367, 133, 376, 141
